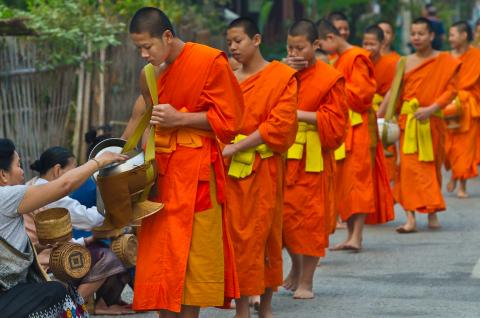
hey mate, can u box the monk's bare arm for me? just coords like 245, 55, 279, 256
222, 130, 264, 157
121, 95, 147, 140
297, 111, 317, 125
377, 90, 391, 118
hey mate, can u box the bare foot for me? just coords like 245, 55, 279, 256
283, 270, 300, 291
293, 283, 314, 299
428, 214, 441, 230
447, 179, 456, 193
94, 302, 132, 315
343, 243, 362, 253
395, 223, 417, 234
329, 241, 349, 251
457, 190, 469, 199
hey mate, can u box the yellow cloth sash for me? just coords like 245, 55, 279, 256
286, 122, 323, 172
227, 135, 273, 178
334, 109, 363, 160
400, 98, 442, 162
372, 94, 384, 112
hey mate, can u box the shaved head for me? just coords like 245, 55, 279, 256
288, 19, 318, 43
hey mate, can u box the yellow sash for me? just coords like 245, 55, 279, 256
334, 109, 363, 160
227, 135, 273, 178
400, 98, 441, 162
287, 122, 323, 172
372, 94, 384, 112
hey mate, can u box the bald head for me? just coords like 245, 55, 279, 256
228, 17, 260, 39
129, 7, 175, 38
288, 19, 318, 43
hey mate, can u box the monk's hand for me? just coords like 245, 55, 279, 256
414, 105, 439, 121
151, 104, 183, 127
284, 56, 309, 71
222, 143, 239, 158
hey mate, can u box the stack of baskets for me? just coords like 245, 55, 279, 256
34, 208, 91, 282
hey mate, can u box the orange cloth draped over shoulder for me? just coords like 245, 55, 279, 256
226, 61, 298, 296
445, 47, 480, 180
334, 46, 394, 224
283, 60, 348, 257
376, 53, 401, 182
133, 43, 242, 313
394, 52, 461, 213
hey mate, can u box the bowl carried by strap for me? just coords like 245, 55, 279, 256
49, 242, 91, 282
443, 97, 462, 130
89, 138, 164, 229
377, 118, 400, 146
34, 208, 72, 245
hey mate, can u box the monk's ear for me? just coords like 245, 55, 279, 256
162, 30, 174, 44
252, 34, 262, 47
313, 39, 320, 49
0, 169, 7, 185
429, 31, 435, 42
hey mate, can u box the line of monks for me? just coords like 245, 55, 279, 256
125, 7, 480, 318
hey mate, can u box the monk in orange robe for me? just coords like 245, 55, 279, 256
317, 19, 394, 252
445, 22, 480, 198
379, 17, 460, 233
282, 19, 348, 299
378, 20, 401, 59
224, 17, 298, 318
129, 8, 241, 317
326, 12, 350, 66
363, 24, 400, 183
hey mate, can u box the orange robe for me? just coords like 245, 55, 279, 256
133, 43, 241, 312
445, 47, 480, 180
375, 53, 401, 182
226, 61, 298, 296
334, 46, 394, 224
283, 61, 348, 257
394, 52, 460, 213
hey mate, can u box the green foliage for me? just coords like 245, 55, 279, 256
258, 0, 273, 33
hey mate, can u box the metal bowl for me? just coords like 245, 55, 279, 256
377, 118, 400, 145
88, 138, 145, 181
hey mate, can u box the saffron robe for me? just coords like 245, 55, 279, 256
375, 53, 401, 182
283, 61, 348, 257
226, 61, 298, 296
133, 43, 242, 312
394, 52, 461, 213
445, 47, 480, 180
334, 46, 394, 224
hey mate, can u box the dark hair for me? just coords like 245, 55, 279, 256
327, 11, 349, 24
365, 24, 385, 42
30, 146, 74, 175
228, 17, 261, 39
0, 138, 16, 171
129, 7, 176, 38
451, 21, 473, 42
377, 20, 395, 33
288, 19, 318, 43
316, 18, 341, 39
425, 4, 437, 16
412, 17, 434, 33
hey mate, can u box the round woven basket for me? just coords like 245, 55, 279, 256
34, 208, 72, 245
49, 242, 91, 282
111, 234, 137, 268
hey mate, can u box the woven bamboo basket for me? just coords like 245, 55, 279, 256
49, 242, 91, 282
34, 208, 72, 245
111, 234, 137, 268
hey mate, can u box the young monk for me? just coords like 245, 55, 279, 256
282, 19, 348, 299
325, 12, 351, 68
378, 17, 461, 233
378, 20, 401, 59
363, 25, 400, 182
317, 19, 394, 251
128, 7, 242, 317
445, 21, 480, 198
224, 17, 298, 318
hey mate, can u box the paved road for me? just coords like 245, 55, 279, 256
96, 174, 480, 318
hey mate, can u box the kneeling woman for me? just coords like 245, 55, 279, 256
0, 138, 125, 318
24, 146, 132, 315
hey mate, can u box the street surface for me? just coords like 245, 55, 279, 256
96, 174, 480, 318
